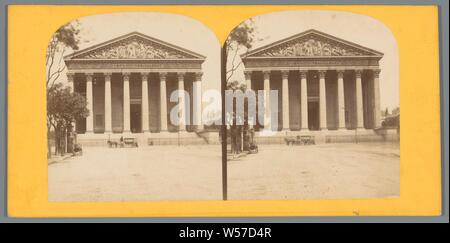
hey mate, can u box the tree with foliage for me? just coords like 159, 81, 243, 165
46, 21, 82, 157
392, 107, 400, 115
384, 107, 389, 117
47, 83, 89, 156
225, 19, 258, 154
226, 18, 258, 82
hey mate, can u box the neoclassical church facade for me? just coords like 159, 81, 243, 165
241, 29, 384, 136
64, 32, 207, 144
64, 29, 387, 145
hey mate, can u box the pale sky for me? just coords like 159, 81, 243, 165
228, 10, 399, 110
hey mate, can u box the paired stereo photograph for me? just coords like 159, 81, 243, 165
47, 11, 399, 202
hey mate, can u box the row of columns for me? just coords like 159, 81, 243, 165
244, 69, 381, 131
67, 71, 203, 134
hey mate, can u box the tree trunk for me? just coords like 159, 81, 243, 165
230, 126, 236, 154
243, 125, 249, 151
59, 125, 66, 156
237, 126, 242, 153
53, 124, 58, 156
67, 124, 73, 153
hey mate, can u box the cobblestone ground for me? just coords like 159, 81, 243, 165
49, 143, 399, 201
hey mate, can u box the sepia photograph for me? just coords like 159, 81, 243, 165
47, 10, 399, 202
47, 12, 223, 201
3, 0, 445, 224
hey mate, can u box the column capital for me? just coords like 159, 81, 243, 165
373, 69, 381, 78
195, 72, 203, 81
263, 70, 270, 79
159, 72, 167, 80
355, 69, 363, 78
318, 70, 326, 79
177, 72, 186, 79
299, 70, 307, 79
122, 72, 131, 80
337, 70, 345, 79
66, 72, 75, 81
85, 73, 93, 83
140, 72, 150, 77
281, 70, 289, 79
244, 70, 252, 79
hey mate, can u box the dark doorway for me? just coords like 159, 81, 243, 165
308, 101, 320, 131
130, 104, 142, 133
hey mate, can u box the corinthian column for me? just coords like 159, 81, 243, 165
141, 72, 150, 133
319, 70, 327, 130
244, 70, 252, 90
67, 72, 76, 132
281, 70, 290, 131
123, 72, 131, 133
159, 72, 168, 132
300, 71, 308, 130
85, 72, 94, 134
193, 72, 203, 130
177, 72, 186, 131
263, 70, 271, 131
244, 70, 253, 128
337, 70, 346, 130
373, 69, 381, 128
104, 72, 112, 133
355, 69, 364, 130
67, 72, 74, 92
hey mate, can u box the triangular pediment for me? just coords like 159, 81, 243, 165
243, 29, 383, 58
66, 32, 205, 60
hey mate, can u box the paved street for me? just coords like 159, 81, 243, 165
49, 143, 399, 201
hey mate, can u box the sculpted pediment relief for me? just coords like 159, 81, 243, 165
70, 33, 202, 60
246, 31, 381, 58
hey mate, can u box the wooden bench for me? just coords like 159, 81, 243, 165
123, 137, 138, 147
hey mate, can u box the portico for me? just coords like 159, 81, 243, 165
241, 29, 383, 134
64, 32, 206, 139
